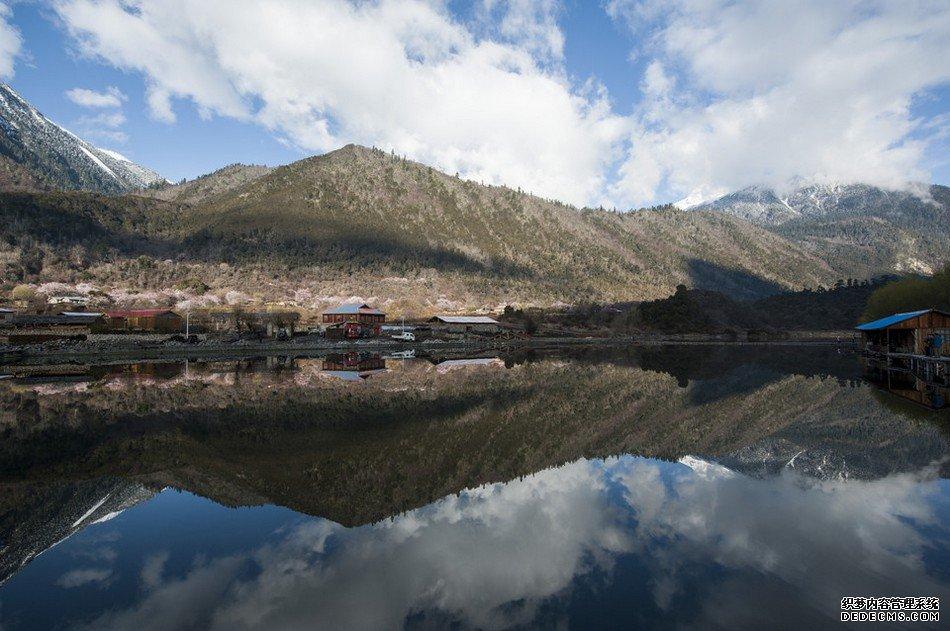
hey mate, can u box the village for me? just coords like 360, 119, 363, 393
1, 289, 948, 407
0, 291, 518, 349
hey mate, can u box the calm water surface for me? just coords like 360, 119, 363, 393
0, 345, 947, 630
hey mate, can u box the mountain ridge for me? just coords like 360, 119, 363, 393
0, 82, 165, 194
687, 181, 949, 276
181, 143, 839, 301
687, 181, 941, 224
140, 162, 273, 205
0, 86, 945, 308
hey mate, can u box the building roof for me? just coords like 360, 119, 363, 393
855, 309, 944, 331
106, 309, 180, 318
0, 307, 14, 313
323, 303, 385, 315
429, 315, 501, 325
9, 314, 97, 326
61, 311, 104, 318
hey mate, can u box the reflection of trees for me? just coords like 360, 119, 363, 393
1, 356, 946, 529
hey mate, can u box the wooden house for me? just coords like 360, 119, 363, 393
106, 309, 184, 333
0, 307, 13, 325
0, 312, 107, 344
322, 303, 385, 338
856, 309, 950, 356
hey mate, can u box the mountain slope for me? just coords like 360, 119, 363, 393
140, 163, 273, 205
11, 146, 940, 308
693, 182, 950, 276
0, 82, 164, 194
183, 144, 836, 302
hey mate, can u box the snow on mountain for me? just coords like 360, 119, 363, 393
691, 181, 937, 226
0, 479, 155, 587
0, 82, 164, 193
691, 184, 802, 224
689, 181, 949, 277
678, 455, 735, 479
673, 190, 710, 210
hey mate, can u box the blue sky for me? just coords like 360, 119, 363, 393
0, 0, 948, 207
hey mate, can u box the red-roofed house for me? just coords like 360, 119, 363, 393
321, 303, 386, 339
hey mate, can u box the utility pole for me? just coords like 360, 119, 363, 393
186, 311, 190, 337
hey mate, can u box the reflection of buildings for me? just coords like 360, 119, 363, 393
863, 364, 948, 410
99, 362, 186, 380
435, 357, 505, 373
1, 344, 948, 600
321, 353, 387, 381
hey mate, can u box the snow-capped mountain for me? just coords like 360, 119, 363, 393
0, 82, 165, 193
0, 478, 155, 586
684, 181, 949, 276
688, 181, 941, 226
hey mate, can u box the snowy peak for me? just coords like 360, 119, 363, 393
0, 82, 164, 193
694, 185, 800, 224
688, 180, 949, 279
692, 181, 938, 226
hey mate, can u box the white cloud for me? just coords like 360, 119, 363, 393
477, 0, 564, 64
73, 109, 129, 144
78, 110, 126, 128
55, 567, 113, 588
51, 0, 950, 206
73, 456, 946, 630
65, 86, 126, 108
53, 0, 625, 207
0, 2, 22, 79
64, 85, 130, 144
80, 459, 629, 631
607, 0, 950, 205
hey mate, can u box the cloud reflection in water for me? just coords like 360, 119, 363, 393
63, 455, 948, 631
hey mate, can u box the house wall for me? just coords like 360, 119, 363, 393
110, 314, 184, 333
862, 312, 950, 355
322, 313, 385, 324
431, 321, 501, 335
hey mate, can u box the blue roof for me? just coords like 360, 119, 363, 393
323, 302, 385, 315
855, 309, 932, 331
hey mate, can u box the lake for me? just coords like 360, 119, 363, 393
0, 344, 947, 630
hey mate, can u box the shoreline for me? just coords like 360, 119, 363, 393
0, 331, 857, 366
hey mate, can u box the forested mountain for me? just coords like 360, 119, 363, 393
0, 84, 945, 310
0, 145, 843, 309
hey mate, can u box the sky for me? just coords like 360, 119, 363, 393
0, 0, 947, 208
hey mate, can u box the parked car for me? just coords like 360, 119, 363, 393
392, 331, 416, 342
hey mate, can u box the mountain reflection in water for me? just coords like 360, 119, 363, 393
0, 345, 947, 630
